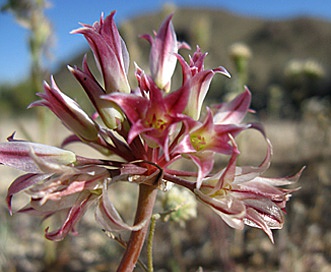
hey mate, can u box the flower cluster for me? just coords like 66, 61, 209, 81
0, 11, 302, 245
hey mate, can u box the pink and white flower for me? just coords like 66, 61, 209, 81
0, 11, 302, 248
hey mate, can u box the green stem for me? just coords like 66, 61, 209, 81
116, 184, 158, 272
147, 214, 160, 272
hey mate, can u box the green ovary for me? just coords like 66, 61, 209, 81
190, 134, 207, 151
146, 113, 168, 131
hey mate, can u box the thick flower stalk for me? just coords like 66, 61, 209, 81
0, 11, 302, 271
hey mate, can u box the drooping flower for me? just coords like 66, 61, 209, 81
194, 138, 303, 243
1, 139, 151, 240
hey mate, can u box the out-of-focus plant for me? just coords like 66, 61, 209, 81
161, 186, 197, 227
1, 0, 53, 140
285, 59, 325, 80
284, 58, 325, 114
192, 15, 211, 49
1, 0, 56, 267
267, 85, 284, 119
299, 96, 331, 159
1, 0, 53, 82
0, 10, 303, 271
228, 42, 252, 98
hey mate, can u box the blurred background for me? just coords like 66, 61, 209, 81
0, 1, 330, 271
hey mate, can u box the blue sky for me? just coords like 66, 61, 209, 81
1, 0, 331, 83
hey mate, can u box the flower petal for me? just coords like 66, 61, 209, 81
102, 92, 148, 124
6, 173, 50, 214
69, 59, 125, 129
142, 14, 178, 91
29, 77, 100, 142
45, 192, 97, 241
213, 87, 252, 124
95, 181, 146, 231
244, 206, 279, 243
195, 189, 246, 229
0, 142, 76, 173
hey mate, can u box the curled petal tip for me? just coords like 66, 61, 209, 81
216, 66, 231, 78
178, 41, 191, 50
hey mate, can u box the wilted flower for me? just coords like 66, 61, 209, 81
0, 10, 302, 271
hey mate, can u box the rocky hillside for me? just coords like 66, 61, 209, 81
52, 7, 331, 117
2, 7, 331, 117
